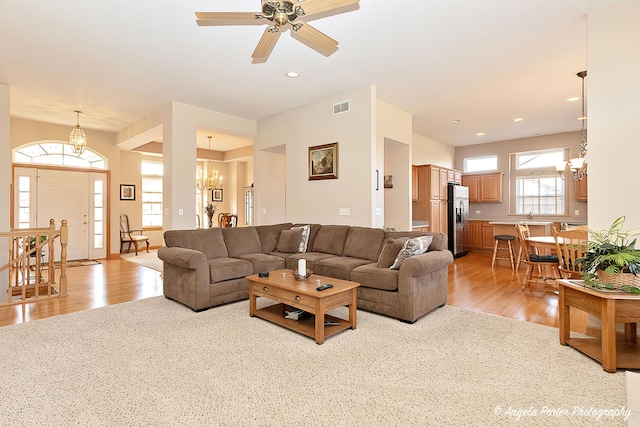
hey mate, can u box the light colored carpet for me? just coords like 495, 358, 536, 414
0, 297, 631, 426
121, 249, 162, 272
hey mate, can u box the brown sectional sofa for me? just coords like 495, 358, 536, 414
158, 223, 453, 323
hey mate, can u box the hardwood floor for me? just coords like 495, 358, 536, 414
0, 250, 587, 332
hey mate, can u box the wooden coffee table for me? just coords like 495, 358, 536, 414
247, 269, 360, 344
558, 279, 640, 372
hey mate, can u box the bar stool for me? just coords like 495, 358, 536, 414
492, 234, 515, 269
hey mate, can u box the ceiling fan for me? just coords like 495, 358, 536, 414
196, 0, 360, 63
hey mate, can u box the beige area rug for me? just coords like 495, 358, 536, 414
0, 298, 631, 426
120, 249, 162, 272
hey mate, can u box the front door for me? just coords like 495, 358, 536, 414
36, 169, 89, 261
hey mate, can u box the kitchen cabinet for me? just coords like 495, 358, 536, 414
575, 174, 588, 201
469, 220, 482, 249
412, 164, 462, 234
412, 166, 419, 201
462, 173, 503, 203
482, 222, 495, 250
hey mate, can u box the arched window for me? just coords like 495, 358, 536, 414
13, 141, 106, 169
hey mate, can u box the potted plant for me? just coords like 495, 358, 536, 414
577, 216, 640, 293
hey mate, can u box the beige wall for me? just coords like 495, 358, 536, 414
413, 132, 455, 167
454, 131, 588, 222
587, 0, 640, 233
1, 84, 10, 302
255, 86, 377, 226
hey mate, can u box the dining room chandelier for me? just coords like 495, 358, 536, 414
557, 71, 587, 181
197, 136, 223, 190
69, 110, 87, 155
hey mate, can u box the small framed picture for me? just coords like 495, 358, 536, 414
212, 188, 223, 202
384, 175, 393, 189
120, 184, 135, 201
309, 142, 338, 181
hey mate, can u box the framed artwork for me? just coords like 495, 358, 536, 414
212, 188, 223, 202
384, 175, 393, 189
308, 142, 338, 181
120, 184, 135, 201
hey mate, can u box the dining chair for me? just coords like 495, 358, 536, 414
552, 226, 588, 279
119, 214, 149, 256
514, 223, 536, 270
218, 213, 238, 228
515, 224, 559, 290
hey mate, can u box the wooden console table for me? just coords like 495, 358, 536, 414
558, 279, 640, 372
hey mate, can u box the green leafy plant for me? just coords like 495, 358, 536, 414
577, 216, 640, 293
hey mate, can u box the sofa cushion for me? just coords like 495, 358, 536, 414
286, 252, 337, 272
343, 226, 385, 262
378, 237, 409, 268
312, 225, 350, 256
385, 231, 445, 251
164, 229, 228, 259
351, 262, 399, 291
207, 257, 253, 283
277, 228, 304, 253
233, 253, 285, 273
390, 235, 434, 270
222, 227, 262, 257
255, 223, 293, 253
314, 257, 371, 281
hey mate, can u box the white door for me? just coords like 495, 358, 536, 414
36, 169, 89, 261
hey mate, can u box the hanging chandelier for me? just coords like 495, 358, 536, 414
69, 110, 87, 154
557, 71, 587, 181
197, 136, 223, 190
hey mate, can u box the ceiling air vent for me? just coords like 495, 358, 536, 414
333, 100, 350, 115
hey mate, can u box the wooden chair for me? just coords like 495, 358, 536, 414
119, 214, 149, 256
515, 224, 559, 290
552, 226, 588, 279
218, 213, 238, 228
514, 223, 536, 270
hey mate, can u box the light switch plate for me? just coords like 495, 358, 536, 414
339, 208, 350, 216
178, 209, 183, 216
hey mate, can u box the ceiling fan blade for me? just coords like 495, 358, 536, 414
297, 0, 360, 20
291, 22, 338, 57
251, 28, 281, 64
195, 11, 264, 26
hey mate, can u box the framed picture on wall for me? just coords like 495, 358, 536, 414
308, 142, 338, 181
212, 188, 223, 202
120, 184, 135, 201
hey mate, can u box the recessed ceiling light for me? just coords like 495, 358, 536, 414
567, 97, 580, 102
476, 132, 485, 136
286, 71, 300, 78
512, 118, 523, 122
451, 119, 461, 123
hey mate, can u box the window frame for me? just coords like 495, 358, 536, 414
141, 160, 163, 228
463, 155, 498, 173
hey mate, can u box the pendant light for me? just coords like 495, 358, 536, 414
197, 136, 223, 190
557, 71, 587, 180
69, 110, 87, 154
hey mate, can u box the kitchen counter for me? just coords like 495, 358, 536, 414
412, 221, 429, 230
487, 221, 553, 226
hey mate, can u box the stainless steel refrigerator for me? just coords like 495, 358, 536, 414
447, 183, 469, 257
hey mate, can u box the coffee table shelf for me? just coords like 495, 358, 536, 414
255, 303, 352, 340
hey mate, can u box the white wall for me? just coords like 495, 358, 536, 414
0, 84, 10, 302
587, 0, 640, 233
413, 132, 455, 167
256, 86, 376, 226
377, 100, 413, 230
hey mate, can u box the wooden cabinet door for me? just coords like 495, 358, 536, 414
462, 175, 480, 202
430, 167, 440, 200
447, 170, 455, 183
412, 166, 419, 201
430, 200, 441, 233
454, 171, 462, 184
440, 169, 449, 200
439, 201, 448, 236
480, 174, 502, 202
482, 222, 495, 250
470, 221, 482, 249
575, 174, 588, 201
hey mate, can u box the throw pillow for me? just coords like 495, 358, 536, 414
298, 224, 311, 252
378, 237, 409, 268
276, 228, 304, 253
389, 235, 434, 270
